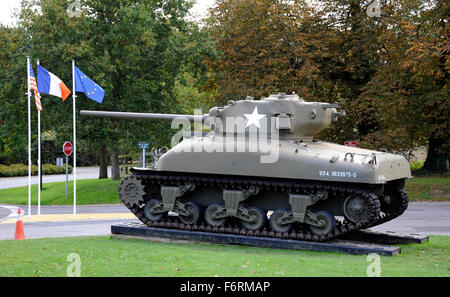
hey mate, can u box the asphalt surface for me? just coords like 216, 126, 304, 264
0, 166, 112, 189
0, 204, 137, 240
9, 204, 130, 215
0, 202, 448, 240
370, 202, 450, 235
0, 219, 139, 240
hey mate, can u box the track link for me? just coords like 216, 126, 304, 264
119, 171, 382, 242
366, 188, 409, 228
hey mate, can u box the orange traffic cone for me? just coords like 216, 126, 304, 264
14, 208, 26, 240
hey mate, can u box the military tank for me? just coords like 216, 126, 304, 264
81, 92, 410, 241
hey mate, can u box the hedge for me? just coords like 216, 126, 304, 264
0, 164, 73, 177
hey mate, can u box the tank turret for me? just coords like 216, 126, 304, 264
207, 92, 346, 140
81, 93, 410, 241
81, 92, 346, 141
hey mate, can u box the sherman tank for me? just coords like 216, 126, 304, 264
80, 92, 410, 241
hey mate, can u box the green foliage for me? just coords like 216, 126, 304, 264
174, 71, 218, 114
0, 25, 28, 164
0, 0, 215, 165
410, 160, 425, 171
0, 163, 72, 177
20, 0, 196, 148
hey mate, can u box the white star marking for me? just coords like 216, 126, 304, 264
244, 107, 266, 128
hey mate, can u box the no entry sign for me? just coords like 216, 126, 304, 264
344, 140, 358, 147
63, 141, 73, 156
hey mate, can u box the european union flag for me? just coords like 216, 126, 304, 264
74, 66, 105, 104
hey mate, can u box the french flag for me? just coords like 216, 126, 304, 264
37, 65, 71, 101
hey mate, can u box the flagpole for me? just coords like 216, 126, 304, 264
72, 60, 77, 216
26, 56, 32, 218
36, 59, 41, 216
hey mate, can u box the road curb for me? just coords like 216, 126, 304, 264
0, 213, 135, 224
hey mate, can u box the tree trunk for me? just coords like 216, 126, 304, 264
111, 146, 121, 180
423, 135, 449, 174
99, 142, 108, 179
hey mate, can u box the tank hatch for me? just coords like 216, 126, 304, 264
262, 92, 304, 102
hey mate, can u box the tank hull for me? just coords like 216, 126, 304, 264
154, 137, 411, 185
119, 135, 410, 241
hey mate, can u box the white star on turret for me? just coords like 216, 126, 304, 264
244, 107, 266, 128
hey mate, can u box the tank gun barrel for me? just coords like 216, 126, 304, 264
80, 110, 208, 122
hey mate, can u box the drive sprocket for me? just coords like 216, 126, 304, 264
118, 175, 146, 207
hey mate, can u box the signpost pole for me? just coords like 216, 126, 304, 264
66, 155, 69, 197
143, 148, 146, 168
63, 141, 73, 199
26, 56, 32, 218
138, 142, 149, 168
36, 59, 41, 216
72, 60, 77, 216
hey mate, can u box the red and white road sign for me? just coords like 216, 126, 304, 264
63, 141, 73, 156
344, 140, 358, 147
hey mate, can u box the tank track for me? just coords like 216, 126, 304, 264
119, 171, 386, 242
366, 188, 409, 228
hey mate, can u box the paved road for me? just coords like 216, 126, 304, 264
0, 167, 112, 189
0, 219, 140, 240
0, 202, 448, 240
0, 204, 129, 216
0, 204, 136, 240
371, 202, 450, 235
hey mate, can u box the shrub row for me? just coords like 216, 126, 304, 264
0, 164, 73, 177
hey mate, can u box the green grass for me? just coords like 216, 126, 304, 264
0, 235, 448, 277
0, 179, 120, 205
406, 175, 450, 201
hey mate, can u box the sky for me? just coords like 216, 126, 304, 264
0, 0, 216, 26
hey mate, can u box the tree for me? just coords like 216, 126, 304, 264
0, 25, 28, 165
357, 0, 449, 172
400, 0, 449, 172
206, 0, 449, 172
17, 0, 212, 178
206, 0, 329, 103
206, 0, 385, 143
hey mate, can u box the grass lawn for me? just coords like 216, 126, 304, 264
0, 235, 448, 277
0, 175, 447, 205
405, 175, 450, 201
0, 179, 120, 205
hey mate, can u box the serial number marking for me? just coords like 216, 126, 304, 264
319, 170, 357, 178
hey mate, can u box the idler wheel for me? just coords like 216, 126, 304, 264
241, 207, 266, 231
204, 203, 226, 227
179, 202, 202, 225
344, 195, 370, 223
143, 199, 166, 222
269, 209, 293, 233
308, 211, 335, 235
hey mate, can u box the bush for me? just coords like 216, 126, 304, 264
0, 164, 73, 177
410, 160, 425, 171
